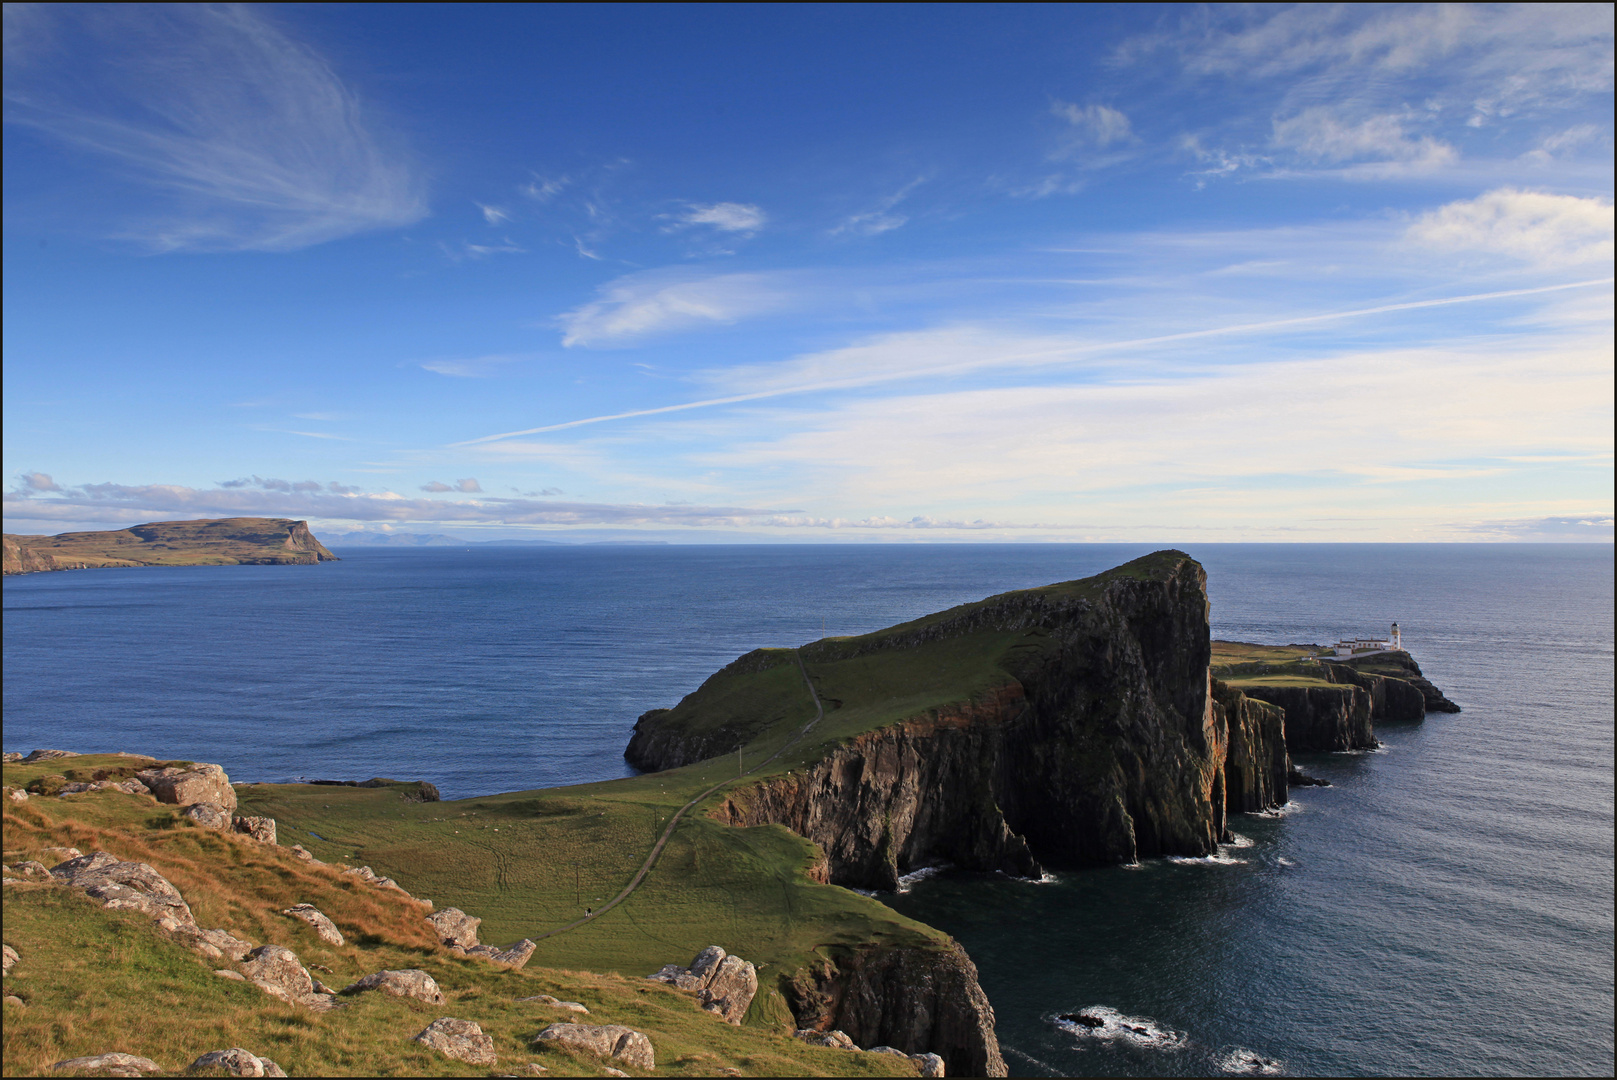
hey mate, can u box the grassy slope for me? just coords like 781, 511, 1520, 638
2, 757, 913, 1078
2, 518, 335, 572
1211, 640, 1334, 688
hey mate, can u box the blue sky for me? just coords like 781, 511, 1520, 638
4, 2, 1612, 542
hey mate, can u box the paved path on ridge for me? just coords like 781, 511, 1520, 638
527, 650, 825, 942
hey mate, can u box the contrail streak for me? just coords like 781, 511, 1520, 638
453, 277, 1613, 446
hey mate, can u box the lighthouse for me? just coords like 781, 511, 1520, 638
1391, 622, 1401, 651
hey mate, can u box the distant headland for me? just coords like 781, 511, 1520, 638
2, 518, 338, 575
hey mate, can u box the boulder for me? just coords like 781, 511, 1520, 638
793, 1029, 858, 1050
114, 778, 152, 796
531, 1024, 654, 1071
647, 946, 758, 1024
2, 751, 21, 762
912, 1052, 947, 1076
214, 969, 247, 981
517, 994, 589, 1014
162, 924, 253, 963
10, 860, 52, 881
182, 803, 231, 831
41, 847, 83, 861
3, 944, 18, 976
135, 763, 236, 811
4, 994, 23, 1007
232, 816, 277, 845
489, 939, 536, 969
5, 787, 27, 803
288, 845, 316, 862
341, 969, 445, 1005
50, 853, 194, 927
426, 907, 481, 948
240, 945, 314, 1004
414, 1017, 498, 1066
49, 1052, 161, 1075
283, 903, 343, 946
23, 749, 78, 762
186, 1048, 286, 1077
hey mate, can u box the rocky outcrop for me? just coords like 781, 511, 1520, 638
461, 939, 536, 969
4, 518, 338, 576
414, 1018, 497, 1066
187, 1049, 287, 1077
232, 816, 277, 845
283, 904, 343, 946
160, 921, 253, 962
785, 941, 1003, 1078
532, 1024, 654, 1071
647, 946, 758, 1024
135, 764, 237, 812
1240, 684, 1376, 753
426, 907, 481, 948
1334, 652, 1459, 713
50, 853, 195, 927
341, 969, 445, 1005
49, 1052, 162, 1075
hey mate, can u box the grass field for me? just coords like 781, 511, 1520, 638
2, 756, 918, 1077
1211, 640, 1335, 687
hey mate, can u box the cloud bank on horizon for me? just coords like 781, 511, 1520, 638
3, 3, 1611, 542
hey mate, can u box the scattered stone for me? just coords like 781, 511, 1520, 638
49, 1052, 161, 1075
523, 1065, 548, 1076
135, 763, 236, 812
288, 845, 316, 862
5, 787, 27, 803
161, 922, 253, 962
4, 995, 23, 1007
602, 1070, 628, 1078
240, 945, 314, 1004
214, 969, 247, 981
911, 1052, 946, 1077
341, 969, 445, 1005
489, 939, 537, 969
532, 1023, 654, 1071
414, 1017, 498, 1066
3, 944, 18, 976
181, 803, 231, 831
647, 946, 757, 1024
9, 860, 52, 881
1, 751, 21, 762
51, 852, 195, 927
23, 749, 78, 762
426, 906, 481, 948
41, 847, 83, 861
114, 778, 152, 796
869, 1046, 908, 1056
283, 903, 344, 946
792, 1029, 858, 1050
187, 1048, 286, 1077
517, 994, 589, 1014
232, 816, 277, 845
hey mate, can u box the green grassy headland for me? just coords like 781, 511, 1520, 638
2, 518, 337, 575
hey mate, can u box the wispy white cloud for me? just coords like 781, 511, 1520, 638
672, 201, 767, 234
520, 174, 570, 202
557, 269, 796, 347
1406, 188, 1615, 265
1050, 102, 1133, 149
418, 478, 482, 493
475, 202, 511, 224
418, 353, 528, 378
832, 178, 925, 236
3, 477, 789, 529
3, 4, 425, 251
1272, 108, 1456, 168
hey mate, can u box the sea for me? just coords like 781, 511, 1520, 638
4, 543, 1612, 1077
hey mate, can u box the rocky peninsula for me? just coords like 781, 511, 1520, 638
2, 518, 337, 575
3, 551, 1457, 1077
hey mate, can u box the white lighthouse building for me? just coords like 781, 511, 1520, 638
1327, 622, 1403, 658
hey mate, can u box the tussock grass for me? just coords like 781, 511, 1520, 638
3, 771, 917, 1077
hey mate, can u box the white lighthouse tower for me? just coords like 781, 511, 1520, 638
1391, 622, 1401, 651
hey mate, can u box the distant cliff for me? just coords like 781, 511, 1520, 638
3, 518, 338, 575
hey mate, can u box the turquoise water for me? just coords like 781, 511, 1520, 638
4, 544, 1612, 1075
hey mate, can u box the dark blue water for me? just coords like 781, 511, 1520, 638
5, 544, 1612, 1076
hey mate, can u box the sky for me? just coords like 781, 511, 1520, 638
3, 2, 1612, 543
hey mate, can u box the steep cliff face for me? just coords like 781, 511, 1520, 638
715, 688, 1041, 890
1212, 680, 1289, 813
1337, 652, 1460, 713
691, 553, 1290, 891
1320, 664, 1428, 722
1240, 683, 1376, 752
785, 942, 1005, 1078
3, 518, 338, 574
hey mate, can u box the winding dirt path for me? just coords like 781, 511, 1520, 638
528, 651, 824, 942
